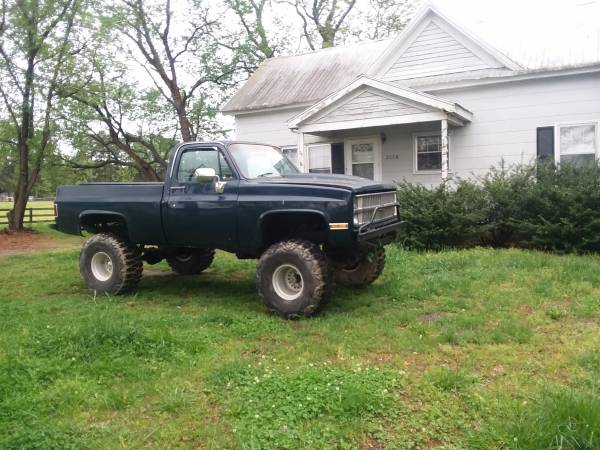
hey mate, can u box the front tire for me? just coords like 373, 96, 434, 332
166, 248, 215, 275
80, 233, 143, 295
333, 246, 385, 288
257, 240, 331, 319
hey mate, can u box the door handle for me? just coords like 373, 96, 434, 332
170, 186, 185, 191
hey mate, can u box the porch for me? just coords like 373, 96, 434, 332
291, 121, 455, 184
286, 76, 472, 184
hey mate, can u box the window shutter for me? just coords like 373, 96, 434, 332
331, 142, 345, 174
536, 127, 554, 162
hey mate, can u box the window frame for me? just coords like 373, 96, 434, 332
175, 146, 237, 183
413, 131, 444, 174
554, 121, 600, 164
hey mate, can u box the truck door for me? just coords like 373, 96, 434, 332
164, 146, 238, 251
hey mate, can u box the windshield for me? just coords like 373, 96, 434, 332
228, 143, 300, 178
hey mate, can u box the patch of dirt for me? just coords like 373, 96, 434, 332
0, 229, 72, 256
519, 304, 535, 316
489, 364, 506, 377
361, 436, 384, 450
364, 352, 396, 364
425, 439, 444, 449
418, 312, 446, 324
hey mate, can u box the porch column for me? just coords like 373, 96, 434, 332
296, 132, 306, 173
441, 118, 449, 181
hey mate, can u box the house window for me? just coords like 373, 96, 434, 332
414, 133, 442, 172
308, 144, 331, 173
281, 146, 299, 167
556, 122, 598, 166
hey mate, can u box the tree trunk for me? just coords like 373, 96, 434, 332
8, 180, 29, 231
8, 141, 31, 231
179, 113, 193, 142
173, 93, 193, 142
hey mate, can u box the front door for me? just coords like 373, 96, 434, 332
165, 146, 238, 251
344, 137, 382, 180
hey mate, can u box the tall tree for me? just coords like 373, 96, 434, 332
115, 0, 236, 142
227, 0, 275, 61
362, 0, 415, 40
0, 0, 80, 230
60, 56, 173, 181
288, 0, 357, 49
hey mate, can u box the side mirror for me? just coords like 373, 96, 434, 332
194, 167, 216, 183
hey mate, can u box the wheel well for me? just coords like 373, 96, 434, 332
80, 213, 129, 239
261, 212, 327, 249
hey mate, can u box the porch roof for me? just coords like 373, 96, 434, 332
287, 76, 473, 134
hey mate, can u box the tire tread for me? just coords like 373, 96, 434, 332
80, 233, 143, 294
257, 239, 331, 319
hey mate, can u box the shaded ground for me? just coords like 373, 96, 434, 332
0, 229, 69, 256
0, 224, 83, 256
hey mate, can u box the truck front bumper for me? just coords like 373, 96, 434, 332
357, 217, 404, 245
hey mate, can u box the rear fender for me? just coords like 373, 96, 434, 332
79, 210, 130, 240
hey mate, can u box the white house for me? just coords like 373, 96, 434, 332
221, 2, 600, 184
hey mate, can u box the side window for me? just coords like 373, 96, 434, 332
177, 148, 235, 182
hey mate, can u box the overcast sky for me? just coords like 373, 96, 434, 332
429, 0, 600, 68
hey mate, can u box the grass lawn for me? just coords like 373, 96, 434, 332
1, 240, 599, 449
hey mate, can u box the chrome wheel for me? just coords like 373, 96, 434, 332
272, 264, 304, 301
90, 251, 114, 282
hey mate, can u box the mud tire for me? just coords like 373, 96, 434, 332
333, 246, 385, 288
257, 240, 331, 319
80, 233, 143, 295
166, 248, 215, 275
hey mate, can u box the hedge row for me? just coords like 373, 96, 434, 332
396, 162, 600, 253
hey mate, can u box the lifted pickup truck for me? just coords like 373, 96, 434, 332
55, 141, 401, 318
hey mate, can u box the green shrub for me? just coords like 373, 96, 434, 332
518, 163, 600, 252
478, 162, 536, 247
396, 179, 486, 250
396, 161, 600, 253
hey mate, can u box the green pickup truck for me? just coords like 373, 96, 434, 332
54, 141, 402, 318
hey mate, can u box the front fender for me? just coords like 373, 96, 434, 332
258, 208, 330, 225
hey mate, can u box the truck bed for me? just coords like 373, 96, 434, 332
55, 182, 166, 244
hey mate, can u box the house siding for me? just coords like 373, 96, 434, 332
313, 88, 433, 124
234, 107, 305, 147
381, 20, 498, 82
436, 72, 600, 178
232, 72, 600, 184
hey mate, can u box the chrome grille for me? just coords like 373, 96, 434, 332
353, 191, 397, 225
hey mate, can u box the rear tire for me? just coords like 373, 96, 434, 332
167, 248, 215, 275
257, 240, 331, 319
80, 233, 143, 295
333, 246, 385, 288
